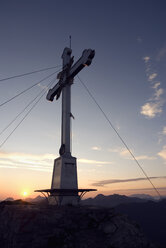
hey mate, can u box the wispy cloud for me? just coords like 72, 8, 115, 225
140, 101, 163, 118
0, 151, 55, 172
0, 151, 113, 171
158, 146, 166, 160
135, 155, 156, 160
108, 148, 121, 153
143, 56, 150, 63
91, 146, 101, 151
120, 148, 130, 157
154, 88, 164, 100
91, 176, 166, 187
162, 127, 166, 135
108, 147, 156, 160
141, 57, 165, 118
152, 82, 161, 89
148, 73, 157, 81
0, 151, 55, 161
113, 186, 166, 193
78, 158, 112, 165
157, 126, 166, 144
156, 46, 166, 61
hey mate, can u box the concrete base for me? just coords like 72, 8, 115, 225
48, 156, 78, 205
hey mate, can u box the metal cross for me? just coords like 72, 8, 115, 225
46, 47, 95, 157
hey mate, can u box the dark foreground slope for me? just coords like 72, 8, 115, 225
0, 202, 156, 248
116, 199, 166, 248
82, 194, 166, 247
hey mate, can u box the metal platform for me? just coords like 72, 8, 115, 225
35, 188, 97, 205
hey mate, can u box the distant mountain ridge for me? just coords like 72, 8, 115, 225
2, 193, 165, 204
129, 194, 159, 201
81, 193, 146, 207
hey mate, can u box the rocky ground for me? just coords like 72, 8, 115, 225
0, 202, 158, 248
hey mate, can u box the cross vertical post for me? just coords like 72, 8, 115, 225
61, 48, 72, 157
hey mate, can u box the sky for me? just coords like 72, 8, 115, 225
0, 0, 166, 200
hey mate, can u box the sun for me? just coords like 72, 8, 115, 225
22, 191, 29, 197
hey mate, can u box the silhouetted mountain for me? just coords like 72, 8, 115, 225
116, 199, 166, 247
4, 197, 14, 201
25, 195, 45, 203
82, 193, 146, 207
0, 199, 32, 205
129, 194, 156, 201
0, 204, 156, 248
32, 195, 45, 202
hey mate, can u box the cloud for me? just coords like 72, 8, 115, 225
154, 88, 164, 100
28, 167, 52, 172
140, 101, 163, 118
0, 151, 113, 172
0, 151, 55, 161
91, 146, 101, 151
0, 151, 55, 172
108, 147, 156, 160
141, 82, 164, 119
108, 148, 121, 153
91, 176, 166, 187
108, 147, 130, 156
140, 84, 164, 118
108, 147, 131, 158
141, 55, 165, 118
120, 148, 130, 157
157, 126, 166, 144
78, 158, 112, 165
148, 73, 157, 81
162, 127, 166, 135
156, 46, 166, 61
114, 186, 166, 193
158, 146, 166, 160
143, 56, 150, 63
152, 82, 161, 89
135, 155, 156, 160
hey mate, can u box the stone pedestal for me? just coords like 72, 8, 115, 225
48, 156, 79, 205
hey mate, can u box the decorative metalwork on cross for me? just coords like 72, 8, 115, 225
35, 47, 96, 205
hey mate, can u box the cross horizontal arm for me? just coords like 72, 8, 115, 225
69, 49, 95, 79
46, 80, 62, 101
46, 49, 95, 102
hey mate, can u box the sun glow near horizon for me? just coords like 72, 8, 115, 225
21, 191, 29, 198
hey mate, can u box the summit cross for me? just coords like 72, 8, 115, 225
39, 47, 95, 205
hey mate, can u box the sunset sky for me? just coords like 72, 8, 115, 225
0, 0, 166, 200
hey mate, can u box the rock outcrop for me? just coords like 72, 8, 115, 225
0, 204, 157, 248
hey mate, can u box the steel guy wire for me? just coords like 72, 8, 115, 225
0, 77, 57, 149
0, 76, 57, 137
0, 69, 61, 107
0, 65, 61, 83
77, 75, 161, 199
